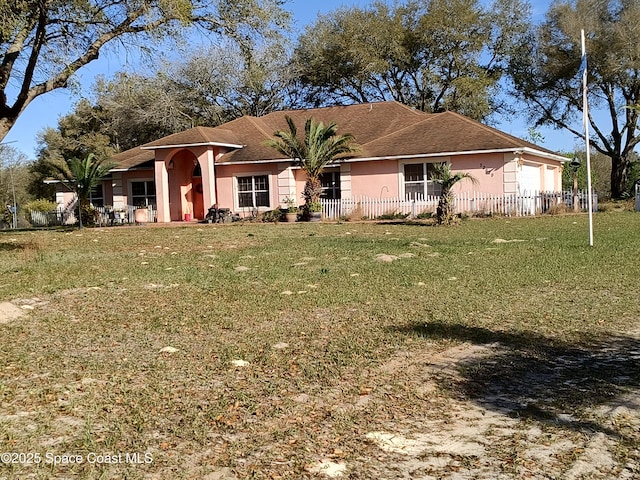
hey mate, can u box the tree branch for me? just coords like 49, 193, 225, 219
12, 7, 167, 118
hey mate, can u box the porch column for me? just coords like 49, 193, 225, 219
503, 154, 518, 195
198, 149, 216, 210
155, 156, 171, 223
340, 163, 352, 199
111, 172, 125, 209
277, 162, 296, 206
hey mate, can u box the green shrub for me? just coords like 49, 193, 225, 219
24, 199, 58, 213
261, 208, 284, 223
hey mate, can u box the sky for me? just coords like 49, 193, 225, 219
4, 0, 575, 160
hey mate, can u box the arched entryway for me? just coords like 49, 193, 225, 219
192, 163, 205, 219
167, 150, 205, 221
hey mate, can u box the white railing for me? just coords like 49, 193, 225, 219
320, 191, 598, 220
321, 194, 440, 220
30, 210, 67, 227
29, 205, 157, 227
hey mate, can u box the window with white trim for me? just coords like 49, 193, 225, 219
89, 184, 104, 207
237, 175, 270, 208
320, 171, 341, 199
131, 181, 156, 208
403, 163, 442, 199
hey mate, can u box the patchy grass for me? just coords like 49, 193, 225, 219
0, 213, 639, 479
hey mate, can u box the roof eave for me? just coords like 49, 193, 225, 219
216, 157, 291, 166
520, 147, 568, 163
140, 141, 244, 150
342, 147, 567, 163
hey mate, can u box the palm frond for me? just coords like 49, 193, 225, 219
265, 115, 360, 204
46, 153, 115, 200
431, 162, 478, 190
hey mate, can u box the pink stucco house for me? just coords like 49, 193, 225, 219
56, 101, 567, 222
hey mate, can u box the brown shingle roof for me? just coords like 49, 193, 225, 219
111, 101, 559, 170
362, 111, 551, 158
110, 147, 155, 170
141, 126, 241, 148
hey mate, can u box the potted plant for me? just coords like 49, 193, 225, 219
134, 204, 148, 224
308, 201, 322, 222
282, 197, 298, 222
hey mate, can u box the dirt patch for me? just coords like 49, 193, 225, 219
364, 336, 640, 479
0, 301, 25, 324
0, 298, 48, 324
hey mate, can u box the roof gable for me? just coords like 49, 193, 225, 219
141, 126, 242, 149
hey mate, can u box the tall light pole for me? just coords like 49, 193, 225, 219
77, 182, 83, 229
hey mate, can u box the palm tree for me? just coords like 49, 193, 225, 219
48, 153, 115, 228
431, 162, 478, 225
266, 116, 359, 214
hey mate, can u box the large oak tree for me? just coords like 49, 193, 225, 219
35, 36, 300, 162
0, 0, 289, 141
509, 0, 640, 198
292, 0, 530, 121
90, 38, 300, 148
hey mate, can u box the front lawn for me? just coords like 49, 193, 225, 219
1, 213, 639, 479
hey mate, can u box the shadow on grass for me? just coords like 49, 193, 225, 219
393, 321, 640, 439
376, 219, 436, 226
0, 241, 28, 251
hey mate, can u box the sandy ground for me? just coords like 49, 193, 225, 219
2, 299, 639, 479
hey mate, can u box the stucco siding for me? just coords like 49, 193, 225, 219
448, 154, 505, 195
350, 160, 399, 198
215, 163, 281, 214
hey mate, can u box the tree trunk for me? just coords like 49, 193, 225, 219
610, 153, 629, 199
0, 117, 16, 143
436, 192, 458, 225
303, 177, 323, 204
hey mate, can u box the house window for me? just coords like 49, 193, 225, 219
320, 171, 341, 199
89, 184, 104, 207
403, 163, 442, 199
237, 175, 269, 208
131, 181, 156, 208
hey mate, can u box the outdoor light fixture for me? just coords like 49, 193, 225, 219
570, 156, 581, 212
570, 156, 581, 171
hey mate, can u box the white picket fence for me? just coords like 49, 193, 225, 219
30, 205, 157, 227
320, 191, 598, 220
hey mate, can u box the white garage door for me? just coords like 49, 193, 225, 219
519, 163, 541, 194
519, 163, 541, 214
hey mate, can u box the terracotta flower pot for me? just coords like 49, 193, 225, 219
134, 208, 148, 224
